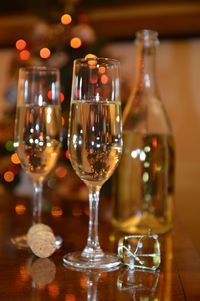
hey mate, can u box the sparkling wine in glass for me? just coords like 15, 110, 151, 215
12, 66, 62, 248
63, 57, 123, 270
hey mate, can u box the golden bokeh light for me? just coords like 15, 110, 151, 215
116, 115, 120, 123
70, 37, 82, 49
85, 54, 97, 59
61, 14, 72, 25
15, 204, 26, 215
40, 48, 51, 59
85, 54, 97, 67
4, 171, 14, 182
99, 66, 106, 74
11, 153, 20, 164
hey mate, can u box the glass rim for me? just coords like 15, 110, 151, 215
19, 65, 59, 73
74, 57, 120, 65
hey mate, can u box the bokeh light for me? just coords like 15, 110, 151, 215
85, 54, 97, 59
65, 294, 76, 301
48, 90, 52, 100
61, 14, 72, 25
101, 74, 108, 84
15, 204, 26, 215
19, 50, 31, 61
48, 283, 60, 298
4, 171, 14, 182
5, 140, 14, 152
152, 137, 158, 148
70, 37, 82, 49
80, 274, 87, 289
40, 48, 51, 59
85, 54, 97, 67
19, 265, 30, 282
65, 150, 70, 159
11, 153, 20, 164
60, 92, 65, 103
55, 166, 67, 178
99, 66, 106, 74
51, 206, 63, 218
90, 74, 98, 84
16, 39, 27, 50
61, 116, 65, 126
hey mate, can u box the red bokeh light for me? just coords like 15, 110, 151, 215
16, 39, 27, 50
65, 150, 70, 159
60, 92, 65, 102
19, 50, 31, 61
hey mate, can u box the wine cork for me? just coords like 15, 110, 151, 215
27, 223, 56, 258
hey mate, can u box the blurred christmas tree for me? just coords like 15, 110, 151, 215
2, 0, 105, 194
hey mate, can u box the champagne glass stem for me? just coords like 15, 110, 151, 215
82, 187, 104, 258
33, 181, 43, 224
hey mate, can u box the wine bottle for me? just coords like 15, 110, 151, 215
112, 30, 175, 234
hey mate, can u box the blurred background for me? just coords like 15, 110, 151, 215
0, 0, 200, 252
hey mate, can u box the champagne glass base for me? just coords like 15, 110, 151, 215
63, 251, 122, 271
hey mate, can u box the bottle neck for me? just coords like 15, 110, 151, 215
135, 39, 160, 96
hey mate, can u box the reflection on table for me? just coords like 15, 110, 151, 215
0, 180, 199, 301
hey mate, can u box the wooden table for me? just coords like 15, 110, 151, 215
0, 190, 200, 301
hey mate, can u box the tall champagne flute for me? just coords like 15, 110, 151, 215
12, 66, 62, 248
63, 57, 123, 270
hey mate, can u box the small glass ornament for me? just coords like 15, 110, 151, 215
118, 234, 161, 271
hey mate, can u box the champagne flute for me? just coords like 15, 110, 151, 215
63, 57, 123, 270
12, 66, 62, 248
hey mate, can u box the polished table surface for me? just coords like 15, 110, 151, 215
0, 188, 200, 301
